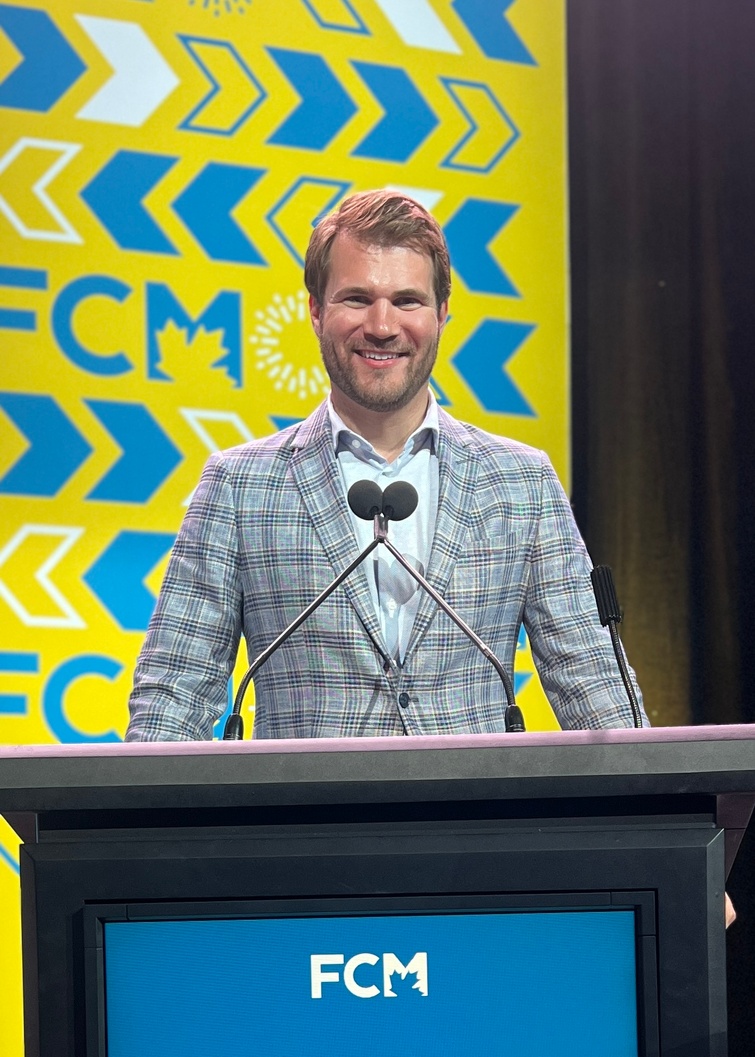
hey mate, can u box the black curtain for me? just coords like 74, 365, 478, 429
568, 2, 755, 1052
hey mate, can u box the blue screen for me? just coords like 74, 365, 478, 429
103, 909, 638, 1057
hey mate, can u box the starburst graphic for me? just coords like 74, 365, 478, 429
249, 291, 329, 400
188, 0, 252, 16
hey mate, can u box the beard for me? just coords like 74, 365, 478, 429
318, 333, 440, 413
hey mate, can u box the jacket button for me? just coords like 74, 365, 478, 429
398, 692, 410, 708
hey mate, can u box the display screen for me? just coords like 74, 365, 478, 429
103, 908, 639, 1057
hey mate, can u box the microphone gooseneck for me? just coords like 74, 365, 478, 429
348, 481, 522, 734
590, 565, 643, 728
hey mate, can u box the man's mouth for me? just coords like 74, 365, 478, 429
354, 349, 408, 361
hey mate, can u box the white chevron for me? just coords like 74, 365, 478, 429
373, 0, 461, 53
179, 409, 255, 506
0, 525, 85, 629
0, 138, 82, 243
75, 16, 179, 127
180, 409, 255, 450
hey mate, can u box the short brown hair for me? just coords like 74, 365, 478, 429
304, 189, 451, 308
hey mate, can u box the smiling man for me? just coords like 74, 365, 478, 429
126, 189, 646, 743
309, 232, 447, 445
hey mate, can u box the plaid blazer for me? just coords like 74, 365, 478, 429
126, 401, 645, 741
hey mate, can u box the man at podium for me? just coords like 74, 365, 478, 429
126, 189, 646, 742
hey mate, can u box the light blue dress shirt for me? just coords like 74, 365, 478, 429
327, 393, 440, 664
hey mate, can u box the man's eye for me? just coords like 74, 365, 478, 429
343, 296, 369, 306
395, 297, 421, 308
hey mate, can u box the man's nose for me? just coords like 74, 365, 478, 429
363, 299, 400, 341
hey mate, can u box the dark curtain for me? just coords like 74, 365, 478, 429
567, 2, 755, 1052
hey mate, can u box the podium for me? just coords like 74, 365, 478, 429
1, 725, 754, 1057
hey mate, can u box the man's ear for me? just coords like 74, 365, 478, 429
309, 294, 322, 337
438, 300, 449, 333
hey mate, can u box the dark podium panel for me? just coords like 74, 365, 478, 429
1, 725, 754, 1057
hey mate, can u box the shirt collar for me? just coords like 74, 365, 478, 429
326, 390, 439, 460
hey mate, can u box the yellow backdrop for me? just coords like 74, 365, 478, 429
0, 1, 567, 1051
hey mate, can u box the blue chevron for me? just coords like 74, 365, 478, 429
178, 37, 266, 137
351, 62, 438, 163
444, 200, 520, 297
0, 844, 19, 874
0, 392, 92, 496
84, 531, 175, 631
429, 375, 451, 408
173, 163, 266, 265
85, 400, 182, 504
0, 5, 86, 112
266, 48, 357, 151
270, 415, 304, 431
212, 684, 235, 740
301, 0, 369, 33
266, 176, 351, 266
452, 0, 537, 65
440, 78, 519, 174
81, 151, 179, 255
451, 320, 536, 416
514, 671, 532, 695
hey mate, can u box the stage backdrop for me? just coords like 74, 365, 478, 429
0, 1, 567, 1051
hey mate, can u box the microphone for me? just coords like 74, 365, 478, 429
590, 565, 643, 728
348, 480, 382, 520
349, 483, 524, 734
591, 564, 621, 624
348, 480, 418, 522
223, 480, 417, 740
381, 481, 417, 522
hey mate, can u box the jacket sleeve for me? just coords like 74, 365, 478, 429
523, 455, 648, 729
125, 453, 243, 741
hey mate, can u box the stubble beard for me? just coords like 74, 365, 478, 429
318, 334, 440, 413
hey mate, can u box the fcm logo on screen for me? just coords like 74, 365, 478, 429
311, 952, 429, 998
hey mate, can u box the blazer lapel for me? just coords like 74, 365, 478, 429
404, 410, 479, 657
288, 403, 388, 653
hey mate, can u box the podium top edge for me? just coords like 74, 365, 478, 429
1, 723, 755, 760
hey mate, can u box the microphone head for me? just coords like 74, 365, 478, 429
348, 479, 383, 520
590, 565, 622, 625
382, 481, 418, 522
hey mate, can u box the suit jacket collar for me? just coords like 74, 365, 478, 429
288, 402, 388, 655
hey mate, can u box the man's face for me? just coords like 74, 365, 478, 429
309, 232, 448, 416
